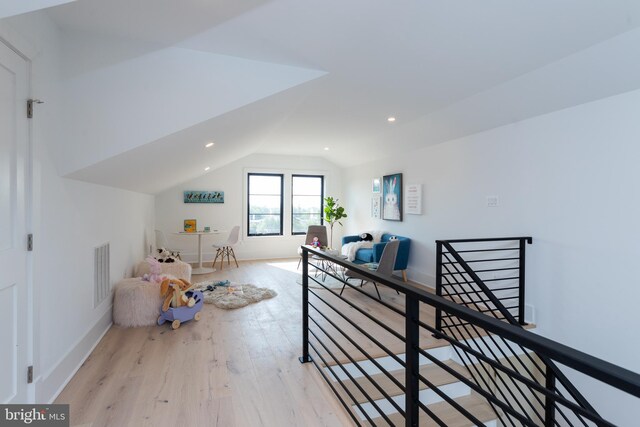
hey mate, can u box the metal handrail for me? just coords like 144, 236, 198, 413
302, 246, 640, 399
436, 238, 600, 419
438, 240, 521, 325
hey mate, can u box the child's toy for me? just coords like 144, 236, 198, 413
142, 256, 163, 283
311, 236, 321, 248
157, 290, 203, 330
204, 280, 230, 292
359, 233, 373, 242
160, 278, 195, 311
156, 248, 178, 263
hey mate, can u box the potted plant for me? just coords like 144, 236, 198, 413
324, 196, 347, 250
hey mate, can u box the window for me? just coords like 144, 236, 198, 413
248, 173, 283, 236
291, 175, 324, 235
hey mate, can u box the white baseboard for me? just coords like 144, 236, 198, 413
180, 251, 299, 264
35, 308, 112, 404
405, 267, 435, 290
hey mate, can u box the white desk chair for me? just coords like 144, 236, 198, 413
212, 226, 240, 270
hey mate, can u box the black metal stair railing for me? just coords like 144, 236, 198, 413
435, 237, 595, 426
435, 237, 532, 327
300, 245, 640, 427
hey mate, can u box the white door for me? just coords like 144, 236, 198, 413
0, 40, 30, 404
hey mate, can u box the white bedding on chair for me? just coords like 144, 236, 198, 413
341, 241, 374, 262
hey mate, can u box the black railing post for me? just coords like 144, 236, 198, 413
518, 238, 530, 325
434, 241, 443, 335
405, 295, 420, 427
545, 367, 556, 427
299, 249, 311, 364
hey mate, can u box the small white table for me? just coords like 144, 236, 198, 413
175, 230, 225, 275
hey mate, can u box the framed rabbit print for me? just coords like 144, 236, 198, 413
382, 173, 403, 221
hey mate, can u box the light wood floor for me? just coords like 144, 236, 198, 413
56, 259, 363, 427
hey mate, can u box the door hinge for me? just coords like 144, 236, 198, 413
27, 366, 33, 384
27, 234, 33, 251
27, 99, 43, 119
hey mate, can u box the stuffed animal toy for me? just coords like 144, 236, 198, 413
311, 236, 321, 248
359, 233, 373, 242
160, 278, 195, 311
142, 256, 163, 284
156, 248, 177, 263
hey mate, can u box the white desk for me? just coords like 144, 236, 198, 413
175, 230, 225, 274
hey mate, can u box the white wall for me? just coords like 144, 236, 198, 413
1, 12, 155, 403
343, 89, 640, 424
155, 153, 343, 261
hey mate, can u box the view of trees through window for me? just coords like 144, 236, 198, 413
291, 175, 324, 234
248, 173, 283, 236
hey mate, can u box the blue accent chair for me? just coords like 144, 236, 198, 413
341, 233, 411, 281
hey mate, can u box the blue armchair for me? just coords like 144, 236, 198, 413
341, 233, 411, 281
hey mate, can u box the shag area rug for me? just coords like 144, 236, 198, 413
194, 282, 277, 309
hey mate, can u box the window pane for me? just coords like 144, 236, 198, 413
249, 215, 281, 235
249, 195, 281, 212
248, 173, 283, 236
292, 195, 322, 213
292, 177, 322, 195
292, 213, 322, 234
250, 175, 281, 194
291, 175, 323, 234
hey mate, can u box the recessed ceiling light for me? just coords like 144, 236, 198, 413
387, 117, 396, 123
205, 142, 214, 148
324, 147, 330, 151
204, 166, 210, 171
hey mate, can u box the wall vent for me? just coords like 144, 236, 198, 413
94, 243, 110, 307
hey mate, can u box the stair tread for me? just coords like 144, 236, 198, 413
338, 359, 470, 405
320, 322, 536, 368
323, 340, 450, 367
366, 392, 496, 427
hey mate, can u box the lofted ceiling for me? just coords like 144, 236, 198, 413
26, 0, 640, 193
0, 0, 77, 19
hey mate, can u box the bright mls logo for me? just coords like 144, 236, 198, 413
1, 405, 69, 426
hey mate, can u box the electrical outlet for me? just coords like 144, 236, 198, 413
487, 196, 499, 207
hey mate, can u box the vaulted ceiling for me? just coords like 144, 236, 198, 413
12, 0, 640, 193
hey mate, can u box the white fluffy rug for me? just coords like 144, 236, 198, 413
194, 282, 277, 309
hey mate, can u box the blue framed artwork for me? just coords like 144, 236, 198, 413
382, 173, 402, 221
184, 191, 224, 204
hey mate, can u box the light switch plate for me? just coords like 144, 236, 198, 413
487, 196, 499, 207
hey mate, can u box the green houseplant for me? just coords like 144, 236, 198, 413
324, 196, 347, 249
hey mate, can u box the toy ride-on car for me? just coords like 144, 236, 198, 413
157, 290, 204, 330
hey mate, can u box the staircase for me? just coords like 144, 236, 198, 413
299, 239, 640, 427
328, 342, 499, 426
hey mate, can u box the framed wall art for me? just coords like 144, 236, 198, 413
371, 196, 381, 219
372, 177, 381, 193
184, 190, 224, 204
382, 173, 403, 221
405, 184, 422, 215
